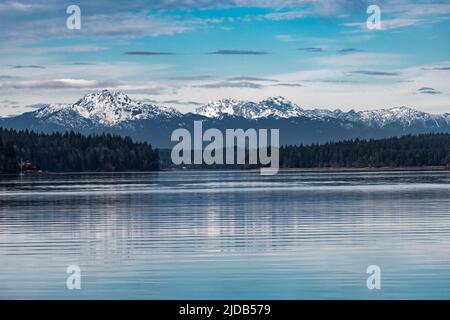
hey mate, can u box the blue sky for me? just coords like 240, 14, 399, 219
0, 0, 449, 116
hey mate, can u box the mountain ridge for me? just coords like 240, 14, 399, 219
1, 89, 449, 147
195, 95, 450, 128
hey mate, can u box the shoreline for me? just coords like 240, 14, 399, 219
1, 166, 449, 176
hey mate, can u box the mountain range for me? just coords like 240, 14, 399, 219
1, 89, 449, 148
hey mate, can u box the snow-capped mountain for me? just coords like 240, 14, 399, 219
35, 90, 181, 128
1, 90, 449, 147
194, 97, 450, 129
195, 96, 305, 119
330, 107, 450, 128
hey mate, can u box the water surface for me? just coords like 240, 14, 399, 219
0, 170, 449, 299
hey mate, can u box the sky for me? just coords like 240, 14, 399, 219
0, 0, 449, 116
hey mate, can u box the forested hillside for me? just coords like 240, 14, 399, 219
280, 134, 450, 168
0, 128, 159, 173
2, 129, 450, 173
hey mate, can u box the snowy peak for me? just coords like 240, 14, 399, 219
335, 106, 440, 128
194, 97, 448, 128
195, 96, 304, 119
258, 96, 305, 118
195, 98, 259, 119
260, 96, 296, 110
36, 89, 181, 126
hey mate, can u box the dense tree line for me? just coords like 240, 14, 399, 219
280, 134, 450, 168
2, 129, 449, 173
0, 128, 159, 173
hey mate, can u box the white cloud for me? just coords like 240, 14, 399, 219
342, 2, 450, 31
342, 17, 427, 30
0, 1, 34, 12
0, 45, 108, 55
389, 3, 450, 17
0, 61, 173, 81
2, 61, 449, 116
151, 60, 450, 114
264, 9, 311, 21
0, 12, 203, 48
310, 52, 404, 68
0, 78, 122, 89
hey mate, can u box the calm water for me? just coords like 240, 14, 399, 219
0, 170, 449, 299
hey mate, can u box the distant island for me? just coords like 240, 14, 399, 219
1, 128, 449, 174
